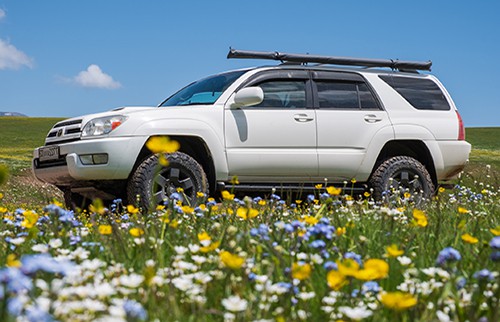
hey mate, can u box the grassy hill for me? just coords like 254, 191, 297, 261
0, 116, 498, 205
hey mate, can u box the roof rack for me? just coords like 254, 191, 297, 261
227, 48, 432, 71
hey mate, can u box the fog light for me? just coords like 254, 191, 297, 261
79, 154, 108, 165
92, 154, 108, 164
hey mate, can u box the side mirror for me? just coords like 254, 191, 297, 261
232, 87, 264, 108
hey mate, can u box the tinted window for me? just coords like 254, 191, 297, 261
252, 80, 306, 108
316, 81, 379, 109
160, 70, 246, 107
379, 75, 450, 110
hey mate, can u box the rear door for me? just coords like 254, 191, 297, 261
313, 71, 392, 180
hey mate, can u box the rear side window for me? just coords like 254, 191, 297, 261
316, 81, 379, 109
379, 75, 450, 110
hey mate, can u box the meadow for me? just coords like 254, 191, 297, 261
0, 117, 498, 321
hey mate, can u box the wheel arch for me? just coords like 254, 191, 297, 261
129, 135, 217, 196
371, 140, 437, 187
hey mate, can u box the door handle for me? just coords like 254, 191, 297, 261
364, 114, 383, 123
294, 114, 314, 122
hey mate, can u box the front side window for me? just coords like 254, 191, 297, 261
316, 81, 379, 109
251, 80, 306, 108
379, 75, 450, 110
160, 70, 246, 107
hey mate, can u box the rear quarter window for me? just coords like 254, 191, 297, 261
379, 75, 450, 110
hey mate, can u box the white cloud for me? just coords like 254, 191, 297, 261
0, 9, 5, 21
0, 39, 33, 70
74, 64, 121, 89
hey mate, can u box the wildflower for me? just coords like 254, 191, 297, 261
315, 184, 323, 189
336, 227, 346, 236
354, 259, 389, 281
221, 295, 248, 312
181, 205, 194, 214
146, 136, 180, 153
327, 270, 348, 290
98, 224, 113, 235
6, 254, 21, 268
21, 211, 38, 229
385, 244, 404, 258
461, 233, 478, 244
351, 178, 357, 184
473, 269, 494, 281
222, 190, 235, 201
436, 247, 461, 266
381, 292, 417, 310
220, 251, 245, 269
301, 215, 319, 225
404, 192, 411, 199
127, 205, 140, 215
337, 258, 360, 277
438, 187, 446, 193
129, 227, 144, 237
236, 207, 258, 220
412, 209, 428, 227
338, 306, 373, 320
123, 300, 148, 321
291, 262, 312, 280
397, 256, 412, 266
457, 207, 469, 214
490, 236, 500, 249
490, 226, 500, 236
363, 191, 371, 198
198, 231, 211, 242
361, 281, 380, 295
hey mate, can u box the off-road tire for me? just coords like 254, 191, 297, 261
127, 152, 208, 211
369, 156, 435, 203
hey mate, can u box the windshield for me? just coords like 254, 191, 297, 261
160, 70, 246, 107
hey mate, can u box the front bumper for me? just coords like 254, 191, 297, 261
32, 136, 148, 186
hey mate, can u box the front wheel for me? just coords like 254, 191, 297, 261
127, 152, 208, 211
369, 156, 435, 203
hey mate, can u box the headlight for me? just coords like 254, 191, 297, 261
81, 115, 128, 137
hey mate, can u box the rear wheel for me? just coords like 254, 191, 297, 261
127, 152, 208, 211
369, 156, 435, 203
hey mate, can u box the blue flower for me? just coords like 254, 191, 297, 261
436, 247, 461, 266
123, 300, 147, 321
490, 251, 500, 262
323, 261, 337, 271
310, 240, 326, 249
344, 252, 363, 265
21, 254, 74, 276
490, 236, 500, 250
26, 305, 55, 322
362, 281, 380, 294
473, 269, 494, 281
456, 277, 467, 290
0, 267, 33, 293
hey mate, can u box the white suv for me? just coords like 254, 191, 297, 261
33, 49, 471, 209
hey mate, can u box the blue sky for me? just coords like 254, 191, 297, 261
0, 1, 498, 127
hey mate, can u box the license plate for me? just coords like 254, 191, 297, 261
39, 146, 60, 162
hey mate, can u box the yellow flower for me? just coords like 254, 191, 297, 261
404, 192, 411, 199
197, 231, 211, 242
230, 176, 240, 185
351, 178, 357, 184
336, 227, 346, 237
385, 244, 404, 258
196, 192, 205, 198
220, 250, 245, 269
363, 191, 371, 197
301, 215, 319, 225
490, 226, 500, 236
326, 186, 342, 196
236, 207, 259, 220
461, 233, 478, 244
156, 205, 166, 211
258, 200, 266, 206
181, 206, 194, 214
354, 259, 389, 281
146, 136, 180, 154
6, 254, 21, 268
337, 259, 360, 277
315, 184, 323, 189
98, 224, 113, 235
221, 190, 234, 201
458, 207, 469, 214
127, 205, 140, 215
291, 262, 312, 280
381, 292, 417, 310
0, 206, 7, 213
295, 200, 303, 205
412, 209, 428, 228
21, 211, 39, 229
0, 192, 3, 199
438, 187, 446, 193
327, 270, 348, 290
199, 240, 220, 253
169, 219, 179, 229
129, 227, 144, 237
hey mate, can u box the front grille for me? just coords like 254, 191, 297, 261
45, 119, 83, 145
34, 157, 67, 169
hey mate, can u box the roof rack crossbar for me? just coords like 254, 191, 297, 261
227, 48, 432, 71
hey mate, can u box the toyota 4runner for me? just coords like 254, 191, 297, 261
32, 49, 471, 209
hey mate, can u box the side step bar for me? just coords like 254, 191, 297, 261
217, 182, 367, 194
